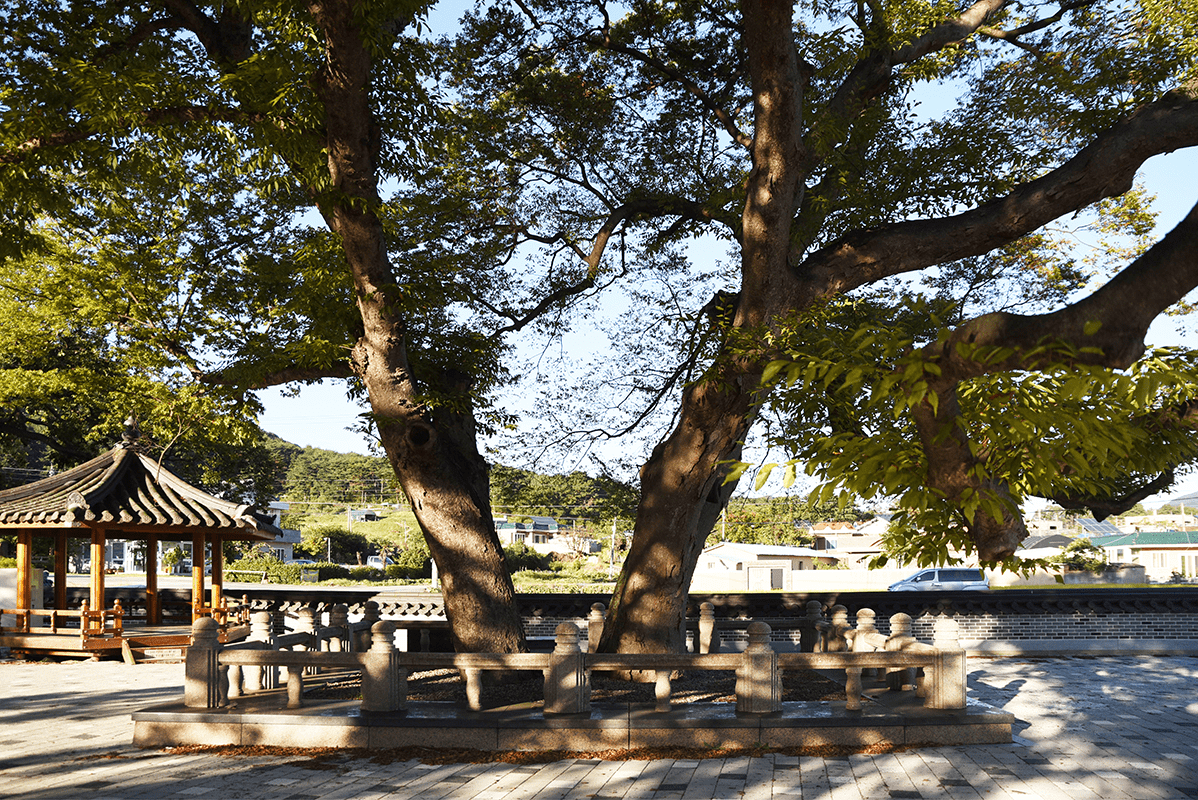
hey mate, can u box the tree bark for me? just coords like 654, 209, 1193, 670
308, 0, 525, 653
600, 0, 807, 659
603, 0, 1198, 652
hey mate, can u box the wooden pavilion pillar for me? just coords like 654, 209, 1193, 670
210, 537, 223, 615
191, 531, 205, 621
15, 530, 31, 629
53, 532, 67, 611
90, 528, 107, 613
146, 535, 160, 625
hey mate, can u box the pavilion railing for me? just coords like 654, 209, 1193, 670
0, 599, 125, 644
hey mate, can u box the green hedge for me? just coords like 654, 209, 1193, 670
226, 557, 301, 584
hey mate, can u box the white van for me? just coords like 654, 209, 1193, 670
888, 567, 989, 591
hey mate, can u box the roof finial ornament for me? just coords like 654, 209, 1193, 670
121, 416, 140, 448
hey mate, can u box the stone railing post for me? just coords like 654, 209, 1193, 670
358, 601, 381, 652
821, 604, 852, 652
801, 600, 823, 652
361, 620, 405, 712
886, 613, 918, 691
698, 602, 720, 654
295, 606, 316, 642
295, 605, 316, 674
736, 621, 780, 714
246, 611, 274, 691
928, 616, 966, 709
328, 604, 349, 653
544, 622, 590, 715
587, 603, 605, 654
853, 608, 879, 683
184, 617, 225, 709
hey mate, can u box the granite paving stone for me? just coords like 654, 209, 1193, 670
4, 656, 1198, 798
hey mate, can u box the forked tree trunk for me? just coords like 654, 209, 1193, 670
597, 375, 757, 662
600, 0, 807, 658
310, 0, 526, 654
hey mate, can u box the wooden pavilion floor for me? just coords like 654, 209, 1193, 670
0, 622, 247, 663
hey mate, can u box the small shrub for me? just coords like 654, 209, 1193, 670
349, 566, 383, 581
226, 556, 301, 585
504, 542, 553, 572
1047, 538, 1107, 573
386, 561, 430, 580
315, 562, 350, 581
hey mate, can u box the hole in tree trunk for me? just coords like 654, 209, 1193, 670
407, 424, 434, 448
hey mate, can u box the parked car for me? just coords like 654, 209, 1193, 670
366, 556, 391, 569
888, 567, 989, 591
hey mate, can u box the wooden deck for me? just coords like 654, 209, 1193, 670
0, 619, 248, 662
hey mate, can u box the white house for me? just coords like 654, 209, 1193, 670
691, 542, 839, 592
1090, 531, 1198, 581
809, 517, 890, 567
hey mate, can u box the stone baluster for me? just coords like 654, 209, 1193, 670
853, 607, 879, 682
801, 600, 824, 653
464, 669, 483, 711
285, 666, 304, 709
654, 670, 672, 712
246, 611, 274, 691
544, 622, 590, 715
587, 603, 605, 654
845, 666, 864, 711
185, 617, 225, 709
361, 620, 405, 712
886, 613, 918, 691
294, 606, 316, 644
358, 601, 381, 652
822, 604, 852, 652
328, 604, 349, 653
928, 616, 966, 709
295, 605, 317, 675
736, 621, 780, 714
698, 602, 720, 654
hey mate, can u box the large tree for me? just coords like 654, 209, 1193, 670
0, 0, 558, 652
442, 0, 1198, 656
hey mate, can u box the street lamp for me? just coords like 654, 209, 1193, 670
325, 537, 331, 562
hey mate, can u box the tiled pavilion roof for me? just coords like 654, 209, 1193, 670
0, 443, 279, 539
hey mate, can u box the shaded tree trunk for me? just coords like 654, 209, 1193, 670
309, 0, 525, 653
600, 0, 807, 658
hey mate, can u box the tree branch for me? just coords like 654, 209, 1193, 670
493, 196, 713, 334
795, 89, 1198, 299
1050, 470, 1176, 520
201, 362, 357, 390
1, 105, 273, 164
599, 33, 752, 148
905, 202, 1198, 560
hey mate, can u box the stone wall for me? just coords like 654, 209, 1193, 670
69, 585, 1198, 656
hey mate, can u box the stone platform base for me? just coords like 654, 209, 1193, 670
132, 691, 1012, 752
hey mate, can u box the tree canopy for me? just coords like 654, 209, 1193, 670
433, 0, 1198, 654
3, 0, 1197, 659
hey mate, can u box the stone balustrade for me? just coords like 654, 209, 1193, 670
183, 605, 966, 716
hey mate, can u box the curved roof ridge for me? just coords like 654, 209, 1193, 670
135, 453, 251, 527
0, 445, 279, 538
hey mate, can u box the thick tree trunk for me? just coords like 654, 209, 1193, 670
310, 0, 526, 654
601, 0, 807, 658
598, 376, 756, 660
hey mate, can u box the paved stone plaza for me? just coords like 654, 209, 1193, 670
0, 656, 1196, 799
